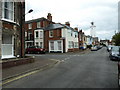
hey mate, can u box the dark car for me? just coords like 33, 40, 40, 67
26, 46, 46, 54
109, 46, 120, 61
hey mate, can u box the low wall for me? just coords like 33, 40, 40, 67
2, 57, 35, 69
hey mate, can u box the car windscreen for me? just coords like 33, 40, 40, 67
112, 46, 119, 52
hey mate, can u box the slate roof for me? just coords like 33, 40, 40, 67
25, 17, 48, 24
44, 23, 65, 30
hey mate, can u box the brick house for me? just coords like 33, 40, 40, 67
0, 1, 25, 59
78, 30, 87, 49
44, 22, 79, 53
25, 13, 54, 48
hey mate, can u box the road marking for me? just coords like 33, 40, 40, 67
1, 70, 39, 86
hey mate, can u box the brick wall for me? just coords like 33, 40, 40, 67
44, 29, 62, 51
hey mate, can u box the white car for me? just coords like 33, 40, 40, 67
91, 46, 98, 51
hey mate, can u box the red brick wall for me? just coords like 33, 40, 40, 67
44, 29, 62, 51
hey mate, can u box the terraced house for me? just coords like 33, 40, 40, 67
0, 0, 25, 59
44, 22, 79, 53
25, 13, 54, 48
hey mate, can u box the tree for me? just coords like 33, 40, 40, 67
112, 33, 120, 46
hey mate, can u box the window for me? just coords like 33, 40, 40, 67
68, 41, 73, 48
75, 32, 78, 38
40, 42, 43, 48
28, 24, 32, 29
28, 33, 32, 40
40, 31, 43, 38
50, 41, 54, 50
74, 42, 78, 48
49, 30, 53, 37
36, 31, 38, 38
36, 42, 39, 46
2, 1, 14, 21
37, 22, 41, 28
58, 41, 61, 50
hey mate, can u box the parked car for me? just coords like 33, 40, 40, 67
91, 46, 98, 51
26, 46, 46, 54
109, 46, 120, 61
107, 45, 113, 52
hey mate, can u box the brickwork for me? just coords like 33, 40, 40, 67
44, 29, 62, 51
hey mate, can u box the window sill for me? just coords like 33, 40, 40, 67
1, 18, 17, 25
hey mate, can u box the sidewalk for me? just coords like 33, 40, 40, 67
2, 57, 58, 81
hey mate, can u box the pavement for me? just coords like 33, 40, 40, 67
2, 57, 59, 81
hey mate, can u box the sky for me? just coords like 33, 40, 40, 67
25, 0, 119, 40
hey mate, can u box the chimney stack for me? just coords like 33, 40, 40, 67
47, 13, 52, 21
65, 22, 70, 27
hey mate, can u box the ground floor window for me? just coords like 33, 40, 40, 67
40, 42, 43, 48
58, 41, 62, 50
68, 41, 73, 48
74, 42, 78, 48
50, 41, 54, 50
36, 42, 39, 46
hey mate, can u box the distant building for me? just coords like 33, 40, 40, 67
93, 37, 99, 45
78, 30, 87, 49
1, 1, 25, 59
86, 35, 93, 46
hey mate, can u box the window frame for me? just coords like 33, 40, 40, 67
49, 30, 53, 37
2, 1, 14, 22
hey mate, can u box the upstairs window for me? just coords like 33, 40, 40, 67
37, 22, 41, 28
40, 31, 43, 38
49, 30, 53, 37
28, 24, 32, 29
36, 31, 39, 38
2, 1, 14, 21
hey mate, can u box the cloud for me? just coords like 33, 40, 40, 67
25, 0, 119, 40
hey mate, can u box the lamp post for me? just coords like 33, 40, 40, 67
21, 8, 33, 58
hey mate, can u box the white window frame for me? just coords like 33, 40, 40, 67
50, 41, 54, 50
37, 22, 41, 28
2, 1, 14, 22
74, 42, 78, 48
40, 31, 43, 38
58, 41, 62, 50
28, 23, 32, 29
40, 42, 43, 48
49, 30, 53, 37
35, 31, 39, 38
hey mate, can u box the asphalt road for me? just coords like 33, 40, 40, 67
3, 47, 118, 88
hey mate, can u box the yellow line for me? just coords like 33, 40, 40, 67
1, 70, 39, 86
1, 61, 59, 86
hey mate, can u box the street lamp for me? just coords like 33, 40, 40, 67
21, 9, 33, 58
25, 9, 33, 16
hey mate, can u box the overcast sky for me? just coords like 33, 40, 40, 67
25, 0, 119, 40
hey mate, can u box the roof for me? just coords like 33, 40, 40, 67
44, 23, 65, 30
25, 17, 48, 24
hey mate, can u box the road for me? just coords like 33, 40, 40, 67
3, 47, 118, 88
